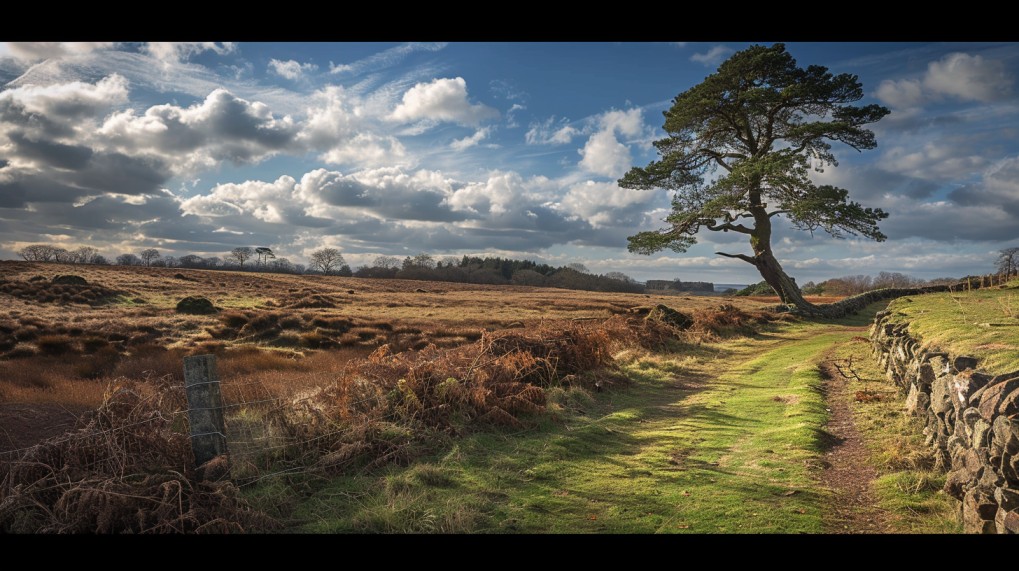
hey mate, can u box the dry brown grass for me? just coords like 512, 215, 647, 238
0, 260, 774, 413
0, 375, 275, 533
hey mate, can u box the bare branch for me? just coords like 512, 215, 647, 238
716, 251, 757, 264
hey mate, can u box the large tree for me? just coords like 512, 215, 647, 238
619, 43, 890, 312
309, 247, 346, 275
997, 247, 1019, 277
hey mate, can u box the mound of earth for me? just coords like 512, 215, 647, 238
176, 296, 219, 315
645, 304, 694, 330
52, 275, 88, 285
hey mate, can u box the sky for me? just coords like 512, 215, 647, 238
0, 41, 1017, 284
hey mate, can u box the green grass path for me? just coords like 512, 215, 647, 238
290, 320, 865, 533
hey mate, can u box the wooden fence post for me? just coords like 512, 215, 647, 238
183, 355, 229, 474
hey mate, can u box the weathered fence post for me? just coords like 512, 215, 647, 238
183, 355, 229, 476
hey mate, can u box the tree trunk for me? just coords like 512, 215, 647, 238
745, 193, 820, 314
753, 250, 819, 313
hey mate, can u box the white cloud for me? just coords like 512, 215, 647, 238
390, 77, 499, 127
297, 85, 406, 167
0, 74, 129, 127
690, 45, 733, 67
329, 42, 447, 76
525, 116, 578, 145
876, 52, 1013, 109
181, 176, 298, 223
268, 58, 318, 80
4, 42, 115, 62
97, 88, 299, 173
560, 180, 658, 228
450, 127, 492, 150
142, 42, 236, 65
878, 141, 988, 181
577, 108, 649, 178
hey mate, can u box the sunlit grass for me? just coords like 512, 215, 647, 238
883, 278, 1019, 374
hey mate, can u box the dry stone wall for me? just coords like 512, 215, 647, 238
871, 310, 1019, 534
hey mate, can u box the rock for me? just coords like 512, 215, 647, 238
931, 376, 953, 416
645, 304, 693, 330
953, 356, 979, 373
962, 488, 998, 534
972, 418, 992, 449
990, 415, 1019, 464
52, 274, 87, 285
905, 383, 929, 416
999, 389, 1019, 418
994, 487, 1019, 512
977, 378, 1019, 421
950, 372, 993, 411
1003, 510, 1019, 534
347, 290, 355, 294
415, 288, 429, 293
945, 448, 983, 500
175, 296, 219, 315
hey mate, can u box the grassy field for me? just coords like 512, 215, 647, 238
247, 303, 954, 533
881, 278, 1019, 374
0, 261, 967, 533
0, 261, 783, 408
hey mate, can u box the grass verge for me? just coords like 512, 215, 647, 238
824, 334, 961, 533
272, 319, 856, 533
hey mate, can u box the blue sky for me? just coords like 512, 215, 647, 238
0, 41, 1017, 284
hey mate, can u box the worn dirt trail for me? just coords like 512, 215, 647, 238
817, 336, 891, 534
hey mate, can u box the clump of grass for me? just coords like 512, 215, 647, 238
0, 375, 276, 533
36, 335, 75, 356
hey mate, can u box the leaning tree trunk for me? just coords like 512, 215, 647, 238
746, 199, 820, 315
754, 251, 819, 314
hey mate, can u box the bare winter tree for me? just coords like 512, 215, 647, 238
140, 248, 161, 267
116, 253, 142, 266
997, 247, 1019, 277
72, 246, 102, 264
309, 248, 346, 275
230, 247, 254, 268
18, 244, 58, 262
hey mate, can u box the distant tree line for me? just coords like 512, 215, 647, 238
13, 244, 643, 293
735, 272, 960, 297
645, 279, 714, 293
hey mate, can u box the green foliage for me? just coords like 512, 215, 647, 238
621, 43, 889, 255
734, 281, 776, 296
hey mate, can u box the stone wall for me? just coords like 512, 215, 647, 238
871, 311, 1019, 533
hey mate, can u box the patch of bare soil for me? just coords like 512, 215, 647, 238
818, 351, 891, 534
0, 403, 86, 454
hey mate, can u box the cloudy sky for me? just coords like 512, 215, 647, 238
0, 41, 1017, 284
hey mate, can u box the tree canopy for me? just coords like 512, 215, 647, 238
619, 43, 890, 312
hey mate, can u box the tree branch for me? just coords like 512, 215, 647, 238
705, 221, 753, 234
716, 251, 757, 264
767, 210, 790, 218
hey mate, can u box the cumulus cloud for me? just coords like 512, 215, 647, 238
390, 77, 499, 127
298, 85, 406, 167
268, 58, 318, 80
142, 42, 236, 65
0, 74, 129, 140
4, 42, 115, 62
98, 88, 299, 173
948, 155, 1019, 217
577, 108, 649, 178
560, 180, 659, 228
525, 116, 578, 145
690, 45, 733, 67
876, 52, 1014, 110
